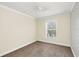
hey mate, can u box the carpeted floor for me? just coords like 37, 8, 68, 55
3, 41, 74, 57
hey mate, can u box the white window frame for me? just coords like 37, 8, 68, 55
45, 20, 56, 39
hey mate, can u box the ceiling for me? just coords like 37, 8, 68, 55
0, 2, 75, 17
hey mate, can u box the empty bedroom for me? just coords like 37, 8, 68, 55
0, 2, 79, 57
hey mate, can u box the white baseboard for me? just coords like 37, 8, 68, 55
0, 40, 36, 57
71, 47, 76, 57
37, 40, 70, 47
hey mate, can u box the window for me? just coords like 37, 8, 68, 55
46, 20, 56, 39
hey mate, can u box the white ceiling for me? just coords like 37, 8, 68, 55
0, 2, 75, 17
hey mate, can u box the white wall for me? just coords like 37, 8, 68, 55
71, 3, 79, 57
0, 4, 72, 56
36, 13, 71, 47
0, 5, 36, 56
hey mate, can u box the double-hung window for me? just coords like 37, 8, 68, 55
46, 20, 56, 39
